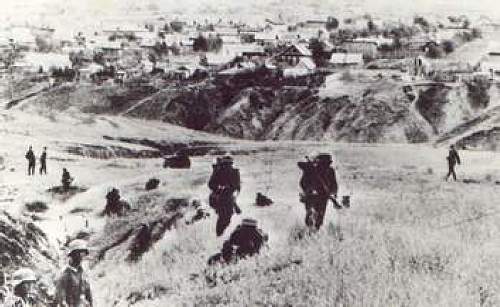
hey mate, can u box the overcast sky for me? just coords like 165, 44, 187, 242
2, 0, 500, 21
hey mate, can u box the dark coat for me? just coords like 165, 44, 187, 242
54, 266, 92, 307
447, 149, 461, 166
208, 165, 241, 193
222, 225, 267, 261
40, 151, 47, 163
25, 149, 35, 164
298, 162, 338, 197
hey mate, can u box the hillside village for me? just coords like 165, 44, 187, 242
3, 3, 500, 307
1, 12, 500, 103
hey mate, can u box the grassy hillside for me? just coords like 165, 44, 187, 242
3, 101, 500, 306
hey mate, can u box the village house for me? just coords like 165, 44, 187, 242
303, 20, 327, 29
7, 27, 36, 50
340, 40, 378, 60
78, 63, 104, 81
217, 61, 257, 78
329, 52, 364, 67
15, 52, 72, 74
283, 57, 316, 77
481, 46, 500, 79
275, 43, 312, 66
255, 32, 279, 46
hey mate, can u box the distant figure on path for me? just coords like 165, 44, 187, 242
25, 146, 36, 176
39, 147, 47, 175
445, 145, 461, 181
61, 168, 73, 191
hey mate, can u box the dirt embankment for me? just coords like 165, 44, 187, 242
13, 73, 499, 146
126, 77, 429, 143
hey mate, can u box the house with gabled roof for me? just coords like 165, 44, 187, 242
275, 43, 312, 66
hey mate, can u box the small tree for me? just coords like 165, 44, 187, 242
367, 20, 377, 33
426, 44, 444, 59
193, 35, 209, 52
472, 28, 482, 39
442, 40, 455, 54
309, 39, 326, 67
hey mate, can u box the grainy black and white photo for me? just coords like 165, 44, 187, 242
1, 0, 500, 306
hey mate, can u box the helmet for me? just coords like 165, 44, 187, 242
219, 155, 233, 165
314, 153, 333, 164
241, 218, 258, 227
67, 239, 89, 256
11, 268, 36, 288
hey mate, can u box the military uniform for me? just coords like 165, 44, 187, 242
25, 148, 36, 176
54, 266, 93, 307
299, 154, 338, 230
62, 169, 72, 191
39, 149, 47, 175
446, 147, 461, 181
208, 157, 241, 236
209, 219, 268, 265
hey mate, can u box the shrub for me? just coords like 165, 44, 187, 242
442, 40, 456, 54
145, 178, 160, 191
25, 201, 49, 213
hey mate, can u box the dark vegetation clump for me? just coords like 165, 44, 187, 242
145, 178, 160, 190
25, 201, 49, 213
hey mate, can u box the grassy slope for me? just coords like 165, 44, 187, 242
2, 109, 500, 306
91, 143, 500, 307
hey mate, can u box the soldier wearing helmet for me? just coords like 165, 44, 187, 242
298, 153, 339, 230
208, 155, 242, 236
208, 218, 268, 265
54, 239, 93, 307
3, 268, 38, 307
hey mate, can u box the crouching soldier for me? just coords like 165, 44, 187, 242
4, 268, 39, 307
54, 239, 93, 307
103, 188, 130, 216
298, 153, 339, 231
208, 156, 242, 236
208, 218, 268, 265
61, 168, 73, 192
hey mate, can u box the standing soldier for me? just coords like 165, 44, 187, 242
54, 239, 93, 307
298, 153, 339, 231
208, 156, 242, 236
39, 147, 47, 175
61, 168, 73, 191
445, 145, 461, 181
25, 146, 36, 176
4, 268, 38, 307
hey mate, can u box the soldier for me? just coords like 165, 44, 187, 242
4, 268, 38, 307
208, 218, 268, 265
445, 145, 461, 181
208, 156, 242, 236
298, 153, 339, 230
54, 239, 93, 307
103, 188, 130, 216
39, 147, 47, 175
25, 146, 36, 176
61, 168, 73, 191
